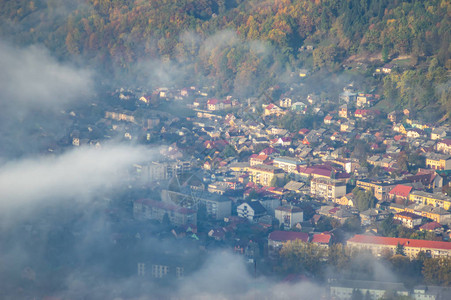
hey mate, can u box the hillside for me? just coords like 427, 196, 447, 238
0, 0, 450, 120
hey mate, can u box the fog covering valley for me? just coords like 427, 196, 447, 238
0, 36, 331, 299
0, 29, 327, 300
0, 1, 450, 299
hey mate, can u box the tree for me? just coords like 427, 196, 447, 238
422, 257, 451, 286
379, 214, 397, 237
395, 243, 405, 256
328, 244, 350, 271
343, 215, 362, 233
278, 240, 326, 277
351, 289, 364, 300
352, 187, 376, 212
162, 212, 171, 227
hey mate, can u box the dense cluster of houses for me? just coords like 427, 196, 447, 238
65, 81, 451, 293
106, 82, 451, 266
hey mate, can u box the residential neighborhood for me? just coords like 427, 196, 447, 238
37, 78, 451, 298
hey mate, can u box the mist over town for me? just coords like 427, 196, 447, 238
0, 1, 450, 299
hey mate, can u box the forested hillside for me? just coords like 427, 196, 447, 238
1, 0, 450, 119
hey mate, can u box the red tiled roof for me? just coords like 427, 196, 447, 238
395, 211, 422, 220
253, 154, 268, 161
269, 231, 309, 243
260, 147, 279, 155
438, 139, 451, 146
389, 184, 413, 198
207, 98, 219, 105
312, 233, 332, 244
420, 222, 442, 231
266, 103, 275, 109
347, 234, 451, 250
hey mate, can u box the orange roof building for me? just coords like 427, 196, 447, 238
347, 234, 451, 259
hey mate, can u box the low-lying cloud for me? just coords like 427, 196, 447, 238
0, 40, 94, 110
0, 144, 152, 218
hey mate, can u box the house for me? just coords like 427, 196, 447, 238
406, 128, 425, 139
346, 234, 451, 259
394, 211, 422, 228
237, 201, 267, 221
207, 98, 231, 111
249, 154, 269, 166
387, 111, 402, 123
324, 115, 333, 125
339, 104, 348, 119
336, 193, 355, 207
283, 180, 304, 192
271, 137, 292, 147
318, 206, 354, 224
389, 184, 413, 204
419, 221, 443, 233
340, 122, 355, 133
436, 139, 451, 154
291, 102, 307, 112
431, 128, 448, 141
139, 94, 151, 104
339, 90, 357, 103
359, 209, 383, 226
268, 231, 309, 256
382, 63, 394, 74
279, 97, 292, 108
275, 206, 303, 229
356, 94, 378, 107
354, 109, 373, 119
264, 103, 285, 116
310, 177, 347, 200
311, 233, 332, 249
208, 228, 227, 241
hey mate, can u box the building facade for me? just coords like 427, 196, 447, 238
275, 206, 303, 228
247, 165, 285, 187
347, 235, 451, 259
133, 199, 197, 226
310, 177, 347, 200
409, 191, 451, 211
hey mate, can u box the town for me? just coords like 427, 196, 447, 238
43, 72, 451, 299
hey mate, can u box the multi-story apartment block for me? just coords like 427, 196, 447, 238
356, 179, 401, 201
105, 110, 135, 122
247, 165, 285, 187
347, 235, 451, 259
409, 191, 451, 211
425, 153, 451, 170
272, 156, 302, 173
275, 206, 303, 229
310, 177, 347, 200
394, 211, 422, 228
133, 199, 197, 226
139, 160, 192, 181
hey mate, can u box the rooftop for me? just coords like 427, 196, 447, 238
347, 234, 451, 251
269, 231, 309, 243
